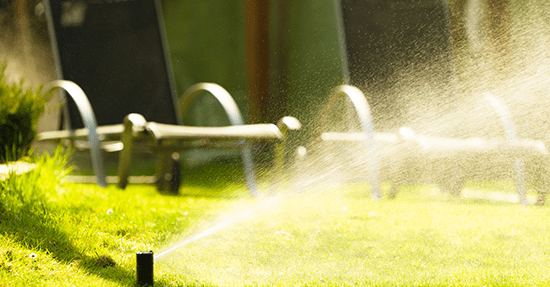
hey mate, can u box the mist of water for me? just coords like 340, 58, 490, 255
155, 1, 550, 268
2, 0, 542, 283
154, 195, 283, 261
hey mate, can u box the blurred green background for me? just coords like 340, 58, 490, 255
161, 0, 343, 132
159, 0, 343, 163
5, 0, 548, 162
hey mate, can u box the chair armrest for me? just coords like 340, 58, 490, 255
145, 123, 283, 141
179, 83, 258, 195
37, 124, 125, 141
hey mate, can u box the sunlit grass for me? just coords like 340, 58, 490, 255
2, 151, 550, 286
0, 150, 244, 286
155, 184, 550, 286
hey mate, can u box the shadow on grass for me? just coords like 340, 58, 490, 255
71, 150, 267, 199
0, 205, 136, 286
449, 197, 522, 206
178, 157, 271, 199
381, 183, 530, 207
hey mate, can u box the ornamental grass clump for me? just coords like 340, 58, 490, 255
0, 61, 45, 162
0, 147, 72, 214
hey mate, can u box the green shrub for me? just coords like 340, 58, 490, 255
0, 61, 45, 162
0, 146, 72, 214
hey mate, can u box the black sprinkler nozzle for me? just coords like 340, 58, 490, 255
136, 251, 154, 286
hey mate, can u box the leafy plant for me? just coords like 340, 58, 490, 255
0, 61, 45, 162
0, 146, 72, 214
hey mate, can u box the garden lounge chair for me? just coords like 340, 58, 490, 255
325, 2, 549, 205
37, 0, 300, 195
317, 86, 549, 206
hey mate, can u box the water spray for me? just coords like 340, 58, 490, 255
136, 251, 154, 286
483, 92, 527, 205
134, 196, 283, 286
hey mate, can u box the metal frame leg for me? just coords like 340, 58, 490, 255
180, 83, 261, 196
117, 113, 147, 189
46, 80, 107, 187
155, 151, 181, 193
320, 85, 382, 200
270, 116, 301, 194
484, 92, 527, 205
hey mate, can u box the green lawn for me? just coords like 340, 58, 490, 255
155, 184, 550, 286
1, 150, 550, 286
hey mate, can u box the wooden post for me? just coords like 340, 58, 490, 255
270, 0, 288, 125
245, 0, 270, 124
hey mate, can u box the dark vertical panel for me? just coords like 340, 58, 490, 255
485, 0, 511, 76
245, 0, 270, 124
283, 1, 342, 139
45, 0, 179, 129
339, 0, 456, 131
268, 0, 288, 124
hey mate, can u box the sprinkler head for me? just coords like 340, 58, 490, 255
136, 251, 154, 286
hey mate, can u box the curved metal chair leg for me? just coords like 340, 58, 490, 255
46, 80, 107, 187
155, 152, 182, 194
180, 83, 260, 196
483, 92, 527, 205
320, 85, 382, 200
168, 155, 182, 193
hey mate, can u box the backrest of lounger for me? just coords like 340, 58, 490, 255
44, 0, 180, 129
335, 0, 456, 130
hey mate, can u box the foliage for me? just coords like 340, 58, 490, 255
0, 61, 45, 162
0, 146, 72, 215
